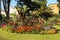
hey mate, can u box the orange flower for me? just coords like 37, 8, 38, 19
35, 25, 42, 31
16, 27, 25, 32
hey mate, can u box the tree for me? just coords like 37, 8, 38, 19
2, 0, 11, 18
17, 0, 47, 10
57, 0, 60, 2
40, 12, 53, 20
57, 0, 60, 13
0, 0, 2, 21
16, 0, 47, 18
0, 0, 1, 14
7, 0, 11, 18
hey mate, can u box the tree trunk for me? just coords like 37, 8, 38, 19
3, 0, 11, 18
0, 0, 1, 14
6, 0, 11, 18
0, 0, 2, 21
3, 0, 7, 16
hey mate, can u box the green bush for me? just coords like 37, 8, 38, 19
54, 14, 60, 18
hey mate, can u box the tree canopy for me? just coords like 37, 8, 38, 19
16, 0, 47, 10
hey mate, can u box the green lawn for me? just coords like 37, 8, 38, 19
0, 25, 60, 40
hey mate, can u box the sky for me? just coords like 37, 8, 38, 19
47, 0, 58, 5
1, 0, 58, 9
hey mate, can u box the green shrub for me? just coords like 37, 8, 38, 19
54, 14, 60, 18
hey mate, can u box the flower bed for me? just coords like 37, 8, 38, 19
0, 17, 58, 34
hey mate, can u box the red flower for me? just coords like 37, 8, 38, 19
1, 24, 7, 29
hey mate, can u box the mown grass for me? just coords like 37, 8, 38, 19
0, 25, 60, 40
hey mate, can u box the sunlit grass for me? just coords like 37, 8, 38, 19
0, 25, 60, 40
53, 25, 60, 29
